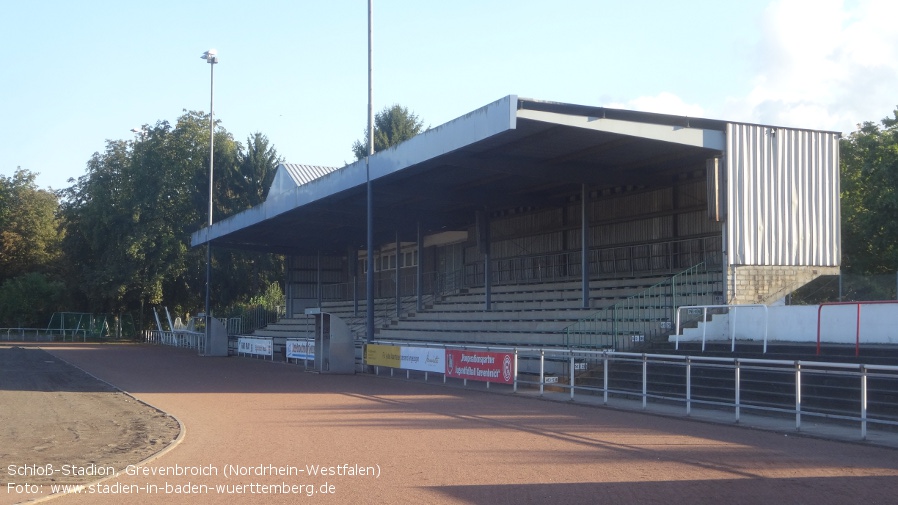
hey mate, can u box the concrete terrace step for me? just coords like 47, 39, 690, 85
401, 308, 593, 323
378, 319, 577, 333
373, 328, 568, 347
465, 275, 673, 293
303, 269, 722, 347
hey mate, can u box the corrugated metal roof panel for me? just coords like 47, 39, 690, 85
268, 164, 340, 197
282, 164, 341, 185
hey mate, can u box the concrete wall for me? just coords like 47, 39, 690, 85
674, 302, 898, 345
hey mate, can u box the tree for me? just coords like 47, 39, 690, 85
352, 104, 425, 160
0, 272, 64, 327
0, 168, 63, 283
840, 108, 898, 274
60, 111, 283, 321
222, 132, 281, 211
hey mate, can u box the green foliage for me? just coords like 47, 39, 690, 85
840, 108, 898, 274
0, 168, 63, 283
230, 133, 280, 209
219, 281, 284, 333
59, 112, 284, 316
250, 281, 284, 308
0, 272, 65, 327
789, 273, 897, 304
352, 104, 425, 160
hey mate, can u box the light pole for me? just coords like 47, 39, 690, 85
201, 49, 218, 353
365, 0, 375, 342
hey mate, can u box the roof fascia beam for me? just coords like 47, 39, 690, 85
517, 109, 725, 151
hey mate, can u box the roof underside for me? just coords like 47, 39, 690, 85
193, 96, 729, 255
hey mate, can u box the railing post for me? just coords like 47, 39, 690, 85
539, 349, 545, 396
795, 361, 802, 431
570, 352, 575, 400
611, 306, 617, 349
734, 359, 741, 423
675, 306, 681, 350
686, 356, 692, 416
731, 306, 737, 353
603, 352, 609, 404
701, 307, 708, 352
642, 353, 648, 410
861, 365, 868, 440
671, 275, 677, 328
513, 348, 518, 393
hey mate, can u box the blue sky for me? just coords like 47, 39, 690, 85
2, 0, 897, 191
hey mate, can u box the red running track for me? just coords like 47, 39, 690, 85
20, 344, 898, 504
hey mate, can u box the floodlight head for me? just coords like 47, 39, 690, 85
201, 49, 218, 63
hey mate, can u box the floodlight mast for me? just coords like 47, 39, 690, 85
201, 49, 218, 354
365, 0, 375, 342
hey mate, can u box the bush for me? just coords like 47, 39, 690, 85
0, 272, 65, 327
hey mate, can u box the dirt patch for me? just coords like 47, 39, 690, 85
0, 346, 180, 486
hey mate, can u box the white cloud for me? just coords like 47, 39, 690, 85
605, 92, 707, 118
726, 0, 898, 133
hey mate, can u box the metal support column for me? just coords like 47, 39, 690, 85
416, 221, 423, 312
316, 250, 322, 307
479, 210, 492, 311
581, 184, 589, 308
351, 247, 359, 316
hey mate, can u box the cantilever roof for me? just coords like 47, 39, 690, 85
191, 95, 822, 255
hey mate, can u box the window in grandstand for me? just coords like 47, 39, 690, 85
361, 248, 417, 273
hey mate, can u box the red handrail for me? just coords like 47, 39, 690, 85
816, 301, 898, 356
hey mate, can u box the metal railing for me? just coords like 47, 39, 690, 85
674, 304, 769, 353
323, 270, 449, 304
817, 301, 898, 357
368, 341, 898, 441
319, 236, 722, 305
308, 236, 721, 342
563, 262, 722, 350
145, 330, 204, 350
1, 328, 88, 342
225, 304, 285, 335
464, 236, 721, 289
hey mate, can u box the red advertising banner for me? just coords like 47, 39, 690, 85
446, 350, 514, 384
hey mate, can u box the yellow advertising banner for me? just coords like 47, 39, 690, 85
365, 344, 401, 368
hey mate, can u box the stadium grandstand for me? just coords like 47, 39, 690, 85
190, 95, 842, 356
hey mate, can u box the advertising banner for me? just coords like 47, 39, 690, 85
446, 350, 514, 384
286, 339, 314, 360
237, 337, 273, 357
400, 347, 446, 373
365, 344, 401, 368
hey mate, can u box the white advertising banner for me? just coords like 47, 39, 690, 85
286, 339, 315, 360
237, 337, 273, 357
400, 347, 445, 373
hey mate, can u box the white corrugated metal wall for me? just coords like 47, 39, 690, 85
726, 123, 840, 266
